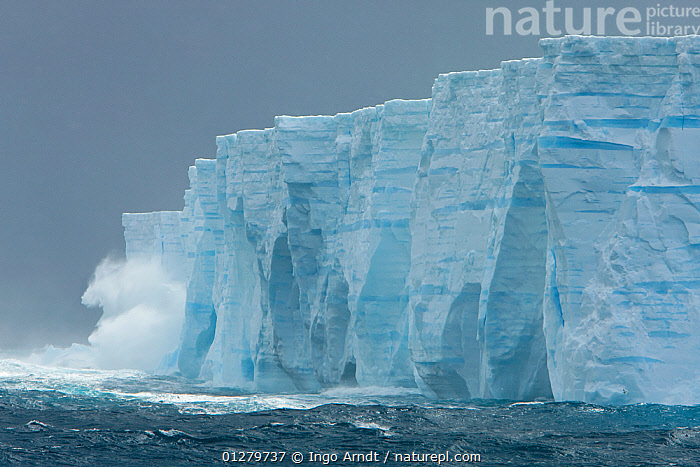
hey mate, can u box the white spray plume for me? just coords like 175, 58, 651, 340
75, 256, 186, 371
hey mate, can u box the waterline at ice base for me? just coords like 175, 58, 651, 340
84, 35, 700, 406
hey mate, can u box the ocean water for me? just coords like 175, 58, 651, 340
1, 360, 699, 466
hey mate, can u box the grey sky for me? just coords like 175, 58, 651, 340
1, 0, 693, 350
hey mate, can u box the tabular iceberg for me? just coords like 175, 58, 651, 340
121, 35, 700, 405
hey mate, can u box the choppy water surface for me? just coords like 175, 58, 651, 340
1, 359, 699, 466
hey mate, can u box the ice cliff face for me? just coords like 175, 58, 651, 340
537, 36, 700, 405
122, 36, 700, 405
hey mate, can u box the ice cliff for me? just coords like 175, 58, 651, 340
122, 36, 700, 405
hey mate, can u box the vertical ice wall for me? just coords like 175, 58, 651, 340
122, 211, 187, 280
408, 69, 507, 399
408, 60, 551, 400
538, 36, 700, 405
157, 100, 430, 392
479, 58, 551, 401
122, 35, 700, 404
176, 159, 224, 378
340, 100, 430, 388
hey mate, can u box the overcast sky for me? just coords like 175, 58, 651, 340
1, 0, 695, 351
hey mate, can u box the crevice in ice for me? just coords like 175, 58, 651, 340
310, 262, 351, 386
480, 164, 551, 400
340, 361, 358, 387
415, 282, 481, 400
355, 226, 413, 388
450, 283, 481, 397
268, 234, 310, 390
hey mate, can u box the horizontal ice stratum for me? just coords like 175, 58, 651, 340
122, 36, 700, 405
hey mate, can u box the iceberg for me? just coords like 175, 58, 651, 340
120, 35, 700, 405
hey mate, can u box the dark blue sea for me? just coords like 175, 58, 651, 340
1, 360, 699, 466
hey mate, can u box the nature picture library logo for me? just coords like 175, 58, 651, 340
486, 0, 700, 37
